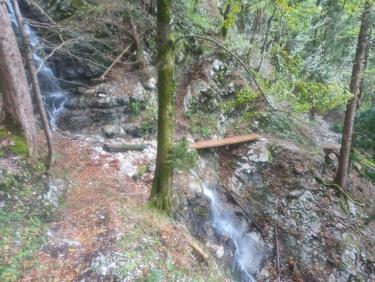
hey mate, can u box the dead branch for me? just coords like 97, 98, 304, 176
314, 176, 364, 207
189, 240, 210, 262
99, 44, 132, 80
36, 39, 75, 73
274, 224, 281, 282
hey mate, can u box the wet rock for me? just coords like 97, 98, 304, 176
215, 245, 225, 259
102, 125, 124, 138
287, 190, 305, 199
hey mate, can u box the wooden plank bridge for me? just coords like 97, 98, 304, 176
189, 134, 260, 149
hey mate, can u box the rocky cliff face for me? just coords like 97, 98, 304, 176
173, 138, 375, 281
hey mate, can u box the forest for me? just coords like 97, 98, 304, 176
0, 0, 374, 281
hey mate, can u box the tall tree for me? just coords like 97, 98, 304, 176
11, 0, 55, 170
335, 1, 372, 188
149, 0, 175, 212
0, 0, 37, 156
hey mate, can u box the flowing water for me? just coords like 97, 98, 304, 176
6, 1, 68, 129
191, 170, 271, 282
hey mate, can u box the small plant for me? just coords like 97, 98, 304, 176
223, 86, 259, 113
170, 138, 198, 171
129, 100, 144, 116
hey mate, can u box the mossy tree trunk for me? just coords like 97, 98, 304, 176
0, 1, 37, 156
149, 0, 175, 213
335, 1, 372, 188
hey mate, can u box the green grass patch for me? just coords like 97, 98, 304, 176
0, 211, 45, 282
0, 161, 53, 281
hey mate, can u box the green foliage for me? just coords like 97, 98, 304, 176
354, 109, 375, 156
350, 109, 375, 183
222, 0, 242, 30
0, 129, 28, 157
223, 86, 258, 112
0, 163, 51, 281
171, 138, 198, 171
294, 81, 352, 114
0, 212, 45, 282
129, 100, 143, 116
353, 152, 375, 183
9, 135, 28, 157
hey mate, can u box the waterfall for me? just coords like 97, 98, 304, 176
6, 1, 68, 129
191, 170, 271, 282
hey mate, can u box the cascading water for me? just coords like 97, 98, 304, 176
6, 1, 67, 129
191, 170, 271, 282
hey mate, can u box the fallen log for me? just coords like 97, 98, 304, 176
103, 143, 149, 153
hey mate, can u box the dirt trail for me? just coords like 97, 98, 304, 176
21, 134, 219, 281
22, 134, 149, 281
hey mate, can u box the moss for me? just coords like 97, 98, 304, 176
137, 164, 149, 177
0, 127, 29, 157
9, 135, 28, 157
0, 129, 9, 139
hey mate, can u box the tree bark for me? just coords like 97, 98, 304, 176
357, 26, 372, 106
335, 1, 372, 188
11, 0, 55, 170
221, 3, 232, 38
149, 0, 175, 213
0, 0, 37, 156
257, 7, 276, 71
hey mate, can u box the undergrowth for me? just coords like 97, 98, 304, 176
0, 160, 51, 281
114, 205, 229, 281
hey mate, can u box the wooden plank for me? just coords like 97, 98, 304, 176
189, 134, 260, 149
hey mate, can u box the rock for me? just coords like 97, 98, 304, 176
287, 190, 305, 199
246, 140, 270, 163
103, 143, 148, 153
143, 77, 156, 90
215, 245, 225, 259
212, 59, 223, 72
102, 125, 124, 138
328, 273, 336, 282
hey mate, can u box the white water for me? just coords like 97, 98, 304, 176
6, 1, 67, 129
191, 170, 271, 282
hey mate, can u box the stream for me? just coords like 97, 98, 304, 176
191, 171, 271, 282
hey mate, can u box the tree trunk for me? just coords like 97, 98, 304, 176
250, 8, 263, 43
335, 1, 372, 188
0, 0, 37, 156
221, 3, 232, 38
357, 26, 372, 106
257, 7, 276, 71
11, 0, 55, 170
149, 0, 175, 213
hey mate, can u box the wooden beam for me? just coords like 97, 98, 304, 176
189, 134, 260, 149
